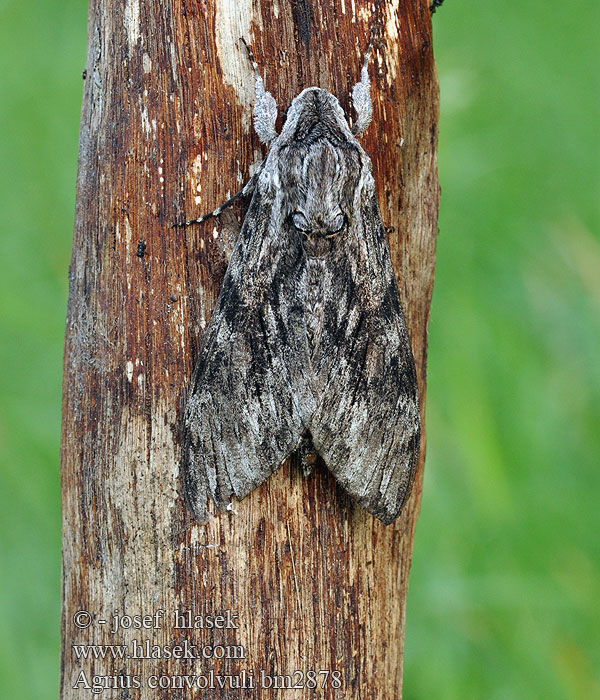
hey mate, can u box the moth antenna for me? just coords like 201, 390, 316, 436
351, 38, 373, 135
239, 37, 260, 80
240, 37, 279, 145
173, 176, 256, 228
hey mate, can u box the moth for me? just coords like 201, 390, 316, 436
179, 41, 419, 525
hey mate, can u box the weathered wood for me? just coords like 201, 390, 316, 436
61, 1, 439, 697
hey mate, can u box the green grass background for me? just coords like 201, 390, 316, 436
0, 1, 598, 698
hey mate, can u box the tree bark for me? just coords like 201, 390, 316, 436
61, 1, 439, 698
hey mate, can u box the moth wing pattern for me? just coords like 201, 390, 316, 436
308, 187, 420, 525
183, 186, 311, 521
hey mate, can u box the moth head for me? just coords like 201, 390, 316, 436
281, 88, 351, 142
290, 209, 347, 257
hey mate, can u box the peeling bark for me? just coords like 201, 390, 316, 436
61, 1, 439, 697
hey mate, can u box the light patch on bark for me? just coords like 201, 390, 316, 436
105, 404, 179, 604
214, 0, 257, 130
356, 1, 373, 23
168, 40, 178, 83
142, 52, 152, 73
384, 0, 400, 81
124, 0, 140, 54
140, 100, 150, 136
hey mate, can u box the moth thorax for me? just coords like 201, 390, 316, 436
304, 257, 328, 353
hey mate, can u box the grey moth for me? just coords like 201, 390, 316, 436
180, 41, 419, 525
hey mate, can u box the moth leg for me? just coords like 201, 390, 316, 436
240, 38, 278, 145
351, 38, 373, 135
173, 175, 256, 228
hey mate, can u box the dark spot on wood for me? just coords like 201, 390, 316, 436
82, 69, 87, 80
136, 241, 146, 258
291, 0, 313, 54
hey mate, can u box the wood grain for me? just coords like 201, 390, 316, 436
60, 1, 439, 697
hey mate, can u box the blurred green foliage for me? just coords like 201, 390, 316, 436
405, 2, 600, 699
0, 0, 87, 697
0, 1, 597, 698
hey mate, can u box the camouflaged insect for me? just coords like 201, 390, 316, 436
180, 41, 419, 525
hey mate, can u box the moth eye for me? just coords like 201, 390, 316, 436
325, 213, 346, 238
291, 211, 312, 234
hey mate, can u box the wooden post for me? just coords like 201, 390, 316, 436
60, 1, 439, 697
